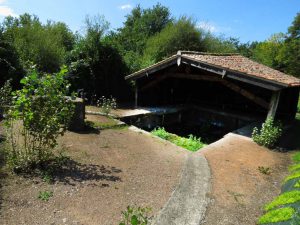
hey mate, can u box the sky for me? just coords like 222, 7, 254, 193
0, 0, 299, 43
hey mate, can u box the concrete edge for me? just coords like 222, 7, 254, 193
152, 153, 211, 225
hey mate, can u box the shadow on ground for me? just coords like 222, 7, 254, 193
69, 122, 100, 135
22, 157, 122, 187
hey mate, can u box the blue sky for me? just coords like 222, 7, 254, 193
0, 0, 299, 43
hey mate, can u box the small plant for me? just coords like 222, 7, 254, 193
38, 191, 53, 201
119, 206, 152, 225
4, 67, 75, 171
252, 117, 283, 148
97, 96, 117, 115
151, 127, 206, 151
258, 166, 271, 175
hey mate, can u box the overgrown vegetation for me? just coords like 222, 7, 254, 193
151, 127, 206, 151
258, 151, 300, 224
3, 67, 74, 171
252, 117, 283, 148
119, 206, 152, 225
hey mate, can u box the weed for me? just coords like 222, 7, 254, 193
38, 191, 53, 201
258, 166, 271, 175
97, 96, 117, 115
119, 206, 152, 225
258, 207, 295, 224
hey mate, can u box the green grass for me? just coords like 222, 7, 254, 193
294, 180, 300, 188
151, 127, 206, 151
38, 191, 53, 201
264, 190, 300, 211
258, 207, 295, 224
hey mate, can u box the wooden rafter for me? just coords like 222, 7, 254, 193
140, 72, 270, 109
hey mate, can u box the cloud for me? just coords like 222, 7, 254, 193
0, 0, 6, 4
198, 21, 232, 34
119, 4, 133, 10
0, 5, 17, 17
198, 21, 218, 33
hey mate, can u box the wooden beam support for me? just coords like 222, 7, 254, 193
140, 72, 270, 109
134, 84, 138, 108
267, 91, 281, 119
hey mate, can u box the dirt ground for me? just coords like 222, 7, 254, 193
200, 134, 293, 225
0, 115, 187, 225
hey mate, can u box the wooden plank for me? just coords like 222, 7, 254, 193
135, 84, 138, 108
267, 91, 281, 118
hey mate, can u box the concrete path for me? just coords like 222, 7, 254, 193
152, 152, 211, 225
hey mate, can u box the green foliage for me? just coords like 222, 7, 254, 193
4, 67, 74, 171
284, 171, 300, 183
252, 117, 283, 148
292, 152, 300, 163
151, 127, 206, 151
119, 206, 152, 225
38, 190, 53, 201
67, 16, 129, 101
258, 166, 271, 175
264, 190, 300, 211
289, 163, 300, 172
0, 80, 12, 115
297, 97, 300, 113
112, 4, 172, 72
0, 32, 24, 88
96, 96, 117, 115
258, 207, 295, 224
2, 14, 75, 73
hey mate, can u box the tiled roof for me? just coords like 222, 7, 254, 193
125, 51, 300, 87
181, 51, 300, 87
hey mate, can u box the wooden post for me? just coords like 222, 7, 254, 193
135, 84, 138, 108
267, 91, 281, 119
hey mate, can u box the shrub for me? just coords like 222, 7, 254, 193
252, 117, 283, 148
4, 67, 74, 171
119, 206, 152, 225
258, 207, 295, 224
97, 96, 117, 115
264, 190, 300, 211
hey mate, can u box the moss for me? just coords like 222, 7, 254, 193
284, 171, 300, 183
258, 207, 295, 224
289, 164, 300, 172
265, 190, 300, 211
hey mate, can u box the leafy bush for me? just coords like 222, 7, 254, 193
252, 117, 283, 148
264, 190, 300, 211
119, 206, 152, 225
4, 67, 74, 171
151, 127, 206, 151
258, 207, 295, 224
97, 96, 117, 115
